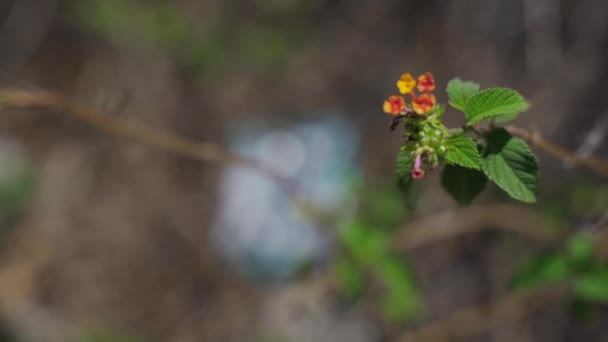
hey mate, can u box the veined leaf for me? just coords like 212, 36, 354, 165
446, 78, 479, 111
444, 133, 482, 169
465, 88, 529, 125
482, 128, 539, 203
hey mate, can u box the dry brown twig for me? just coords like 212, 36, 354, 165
505, 125, 608, 177
0, 88, 288, 182
397, 285, 569, 342
393, 204, 558, 251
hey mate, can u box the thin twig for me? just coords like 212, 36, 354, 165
396, 285, 568, 342
0, 88, 288, 182
505, 125, 608, 177
590, 210, 608, 234
393, 204, 558, 252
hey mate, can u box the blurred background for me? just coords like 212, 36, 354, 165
0, 0, 607, 341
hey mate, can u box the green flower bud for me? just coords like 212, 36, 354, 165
432, 129, 444, 138
437, 145, 447, 156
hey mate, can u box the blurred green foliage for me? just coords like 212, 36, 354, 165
72, 0, 304, 76
575, 265, 608, 303
0, 169, 35, 217
333, 256, 364, 299
567, 234, 594, 267
0, 159, 34, 340
486, 176, 608, 321
541, 179, 608, 226
0, 155, 36, 239
333, 184, 422, 321
510, 253, 570, 289
511, 231, 608, 318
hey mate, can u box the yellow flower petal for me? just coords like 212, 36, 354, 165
383, 101, 393, 114
397, 73, 417, 94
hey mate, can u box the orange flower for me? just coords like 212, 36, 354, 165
383, 95, 407, 115
397, 73, 417, 94
417, 72, 436, 93
411, 93, 436, 115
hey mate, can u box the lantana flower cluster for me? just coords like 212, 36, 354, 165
383, 72, 436, 116
382, 72, 447, 180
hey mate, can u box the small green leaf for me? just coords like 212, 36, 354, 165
444, 133, 482, 169
441, 165, 487, 205
333, 257, 364, 299
575, 266, 608, 303
377, 257, 422, 321
511, 253, 570, 289
464, 88, 529, 125
482, 128, 539, 203
396, 148, 414, 194
446, 78, 479, 111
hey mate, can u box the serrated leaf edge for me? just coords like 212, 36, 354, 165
444, 134, 482, 170
465, 88, 530, 125
446, 78, 480, 111
482, 135, 539, 203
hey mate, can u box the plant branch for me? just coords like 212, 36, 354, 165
393, 204, 559, 252
396, 285, 568, 342
0, 88, 288, 182
504, 125, 608, 177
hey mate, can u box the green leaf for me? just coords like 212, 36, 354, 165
444, 133, 482, 169
441, 165, 487, 205
510, 253, 570, 289
464, 88, 529, 125
396, 148, 414, 194
492, 112, 520, 123
333, 257, 364, 299
377, 257, 422, 321
446, 78, 479, 111
482, 128, 539, 203
575, 266, 608, 303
